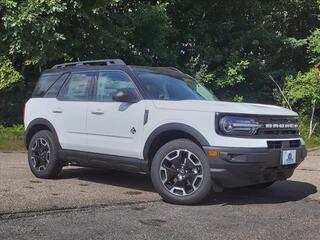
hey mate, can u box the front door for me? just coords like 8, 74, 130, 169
86, 70, 146, 159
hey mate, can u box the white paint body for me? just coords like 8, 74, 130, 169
25, 98, 304, 159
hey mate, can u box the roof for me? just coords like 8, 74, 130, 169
130, 66, 187, 78
42, 59, 186, 78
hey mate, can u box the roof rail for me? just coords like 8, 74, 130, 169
52, 59, 126, 69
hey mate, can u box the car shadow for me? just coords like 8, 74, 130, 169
59, 167, 155, 193
203, 180, 317, 205
59, 167, 317, 205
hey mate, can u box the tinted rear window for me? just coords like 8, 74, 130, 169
32, 74, 61, 97
45, 73, 69, 98
59, 72, 94, 100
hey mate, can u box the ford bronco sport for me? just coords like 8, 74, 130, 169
24, 59, 307, 204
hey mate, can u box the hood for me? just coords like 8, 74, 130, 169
152, 100, 298, 116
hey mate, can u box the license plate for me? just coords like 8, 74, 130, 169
281, 150, 297, 165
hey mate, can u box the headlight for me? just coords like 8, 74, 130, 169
218, 116, 261, 136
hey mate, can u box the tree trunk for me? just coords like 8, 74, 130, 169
308, 99, 316, 138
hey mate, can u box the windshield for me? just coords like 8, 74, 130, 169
137, 72, 218, 101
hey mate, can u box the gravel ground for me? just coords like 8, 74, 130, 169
0, 149, 319, 239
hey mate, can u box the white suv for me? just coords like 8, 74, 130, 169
24, 59, 307, 204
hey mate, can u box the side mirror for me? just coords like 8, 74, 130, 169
112, 89, 138, 103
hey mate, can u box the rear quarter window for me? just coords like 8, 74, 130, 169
32, 74, 62, 97
44, 73, 69, 98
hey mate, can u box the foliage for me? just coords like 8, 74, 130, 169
1, 0, 318, 93
0, 0, 173, 67
285, 68, 320, 137
285, 69, 320, 107
0, 124, 24, 151
165, 0, 320, 102
300, 119, 320, 148
308, 28, 320, 64
129, 4, 173, 64
0, 0, 319, 144
217, 60, 250, 88
303, 136, 320, 149
0, 57, 21, 90
1, 0, 68, 65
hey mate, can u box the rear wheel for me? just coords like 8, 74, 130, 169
151, 139, 212, 205
28, 130, 62, 179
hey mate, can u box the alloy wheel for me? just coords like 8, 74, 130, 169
159, 149, 203, 196
31, 138, 50, 171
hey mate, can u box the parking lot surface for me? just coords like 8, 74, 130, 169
0, 149, 319, 239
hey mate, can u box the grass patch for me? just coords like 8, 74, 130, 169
304, 136, 320, 149
0, 125, 25, 151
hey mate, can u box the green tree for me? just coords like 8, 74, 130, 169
0, 0, 319, 128
285, 68, 320, 138
0, 0, 174, 124
0, 57, 21, 90
166, 0, 320, 102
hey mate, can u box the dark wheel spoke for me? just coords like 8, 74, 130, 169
163, 165, 178, 180
31, 151, 38, 158
187, 173, 198, 189
184, 158, 196, 170
167, 177, 178, 189
32, 140, 40, 153
179, 151, 188, 164
168, 156, 181, 168
32, 156, 40, 168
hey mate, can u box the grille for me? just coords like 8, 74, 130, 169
267, 141, 282, 149
259, 129, 299, 136
267, 140, 301, 149
289, 140, 301, 148
256, 117, 299, 138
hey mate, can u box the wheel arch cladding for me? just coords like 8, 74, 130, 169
25, 118, 61, 149
143, 123, 210, 162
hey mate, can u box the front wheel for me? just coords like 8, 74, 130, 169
151, 139, 212, 205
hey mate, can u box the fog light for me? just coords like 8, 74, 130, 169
208, 149, 219, 156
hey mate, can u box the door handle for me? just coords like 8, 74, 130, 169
52, 108, 63, 113
91, 109, 104, 115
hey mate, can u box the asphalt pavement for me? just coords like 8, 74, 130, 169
0, 149, 319, 239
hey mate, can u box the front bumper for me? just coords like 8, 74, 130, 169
203, 144, 307, 189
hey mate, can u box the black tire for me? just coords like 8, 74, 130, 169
248, 181, 275, 189
28, 130, 62, 179
150, 139, 212, 205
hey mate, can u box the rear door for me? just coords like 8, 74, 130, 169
86, 70, 146, 159
51, 72, 95, 151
